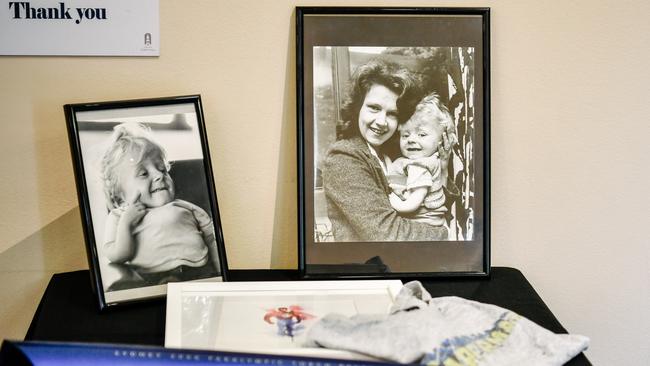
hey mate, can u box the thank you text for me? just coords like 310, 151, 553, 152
9, 2, 107, 24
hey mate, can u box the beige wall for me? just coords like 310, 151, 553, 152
0, 0, 648, 364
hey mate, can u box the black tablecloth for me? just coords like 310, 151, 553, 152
24, 267, 590, 365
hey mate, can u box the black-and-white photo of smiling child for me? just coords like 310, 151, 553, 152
100, 123, 220, 286
387, 93, 457, 231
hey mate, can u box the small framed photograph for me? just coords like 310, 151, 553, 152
297, 7, 490, 277
64, 95, 228, 310
165, 280, 403, 360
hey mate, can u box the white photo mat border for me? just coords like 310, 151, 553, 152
165, 280, 403, 360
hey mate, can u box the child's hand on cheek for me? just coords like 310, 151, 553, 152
120, 193, 147, 229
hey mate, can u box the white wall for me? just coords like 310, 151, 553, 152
0, 1, 648, 364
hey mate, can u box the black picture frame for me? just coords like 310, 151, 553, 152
297, 7, 490, 278
64, 95, 228, 310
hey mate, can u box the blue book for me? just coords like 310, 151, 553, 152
0, 341, 395, 366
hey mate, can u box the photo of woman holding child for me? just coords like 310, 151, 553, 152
312, 47, 477, 245
68, 99, 225, 305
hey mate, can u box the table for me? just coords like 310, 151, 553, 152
25, 267, 590, 365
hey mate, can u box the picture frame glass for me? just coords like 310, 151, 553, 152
298, 9, 490, 277
65, 96, 227, 309
165, 280, 403, 360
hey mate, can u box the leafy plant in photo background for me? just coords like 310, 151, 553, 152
448, 47, 476, 241
384, 47, 475, 240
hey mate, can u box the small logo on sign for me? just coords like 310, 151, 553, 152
144, 33, 152, 46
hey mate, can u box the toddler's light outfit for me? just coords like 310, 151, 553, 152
388, 156, 447, 227
105, 200, 209, 273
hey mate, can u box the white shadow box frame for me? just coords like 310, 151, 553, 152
165, 280, 403, 360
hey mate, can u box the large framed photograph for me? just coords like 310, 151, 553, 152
64, 95, 228, 310
165, 280, 403, 360
297, 7, 490, 277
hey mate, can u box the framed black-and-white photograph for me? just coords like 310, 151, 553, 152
297, 7, 490, 278
64, 95, 228, 309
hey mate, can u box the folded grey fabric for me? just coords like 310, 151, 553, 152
304, 281, 589, 365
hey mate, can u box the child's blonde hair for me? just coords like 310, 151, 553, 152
100, 123, 170, 210
400, 93, 457, 145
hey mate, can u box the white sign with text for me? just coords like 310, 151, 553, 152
0, 0, 159, 56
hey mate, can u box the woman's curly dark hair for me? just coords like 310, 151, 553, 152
337, 59, 422, 141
